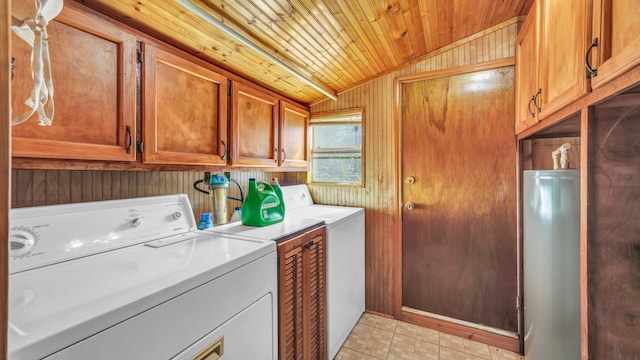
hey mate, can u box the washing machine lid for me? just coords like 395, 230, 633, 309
286, 205, 364, 229
280, 184, 315, 209
8, 232, 274, 359
206, 217, 325, 241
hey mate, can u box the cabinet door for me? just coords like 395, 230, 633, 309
279, 101, 309, 169
538, 0, 589, 117
277, 234, 305, 360
591, 0, 640, 88
303, 227, 327, 360
230, 82, 279, 166
11, 5, 136, 161
142, 44, 228, 165
515, 0, 540, 134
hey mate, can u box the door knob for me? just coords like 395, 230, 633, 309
405, 176, 415, 184
405, 202, 415, 210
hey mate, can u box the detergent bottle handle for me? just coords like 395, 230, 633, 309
257, 181, 275, 193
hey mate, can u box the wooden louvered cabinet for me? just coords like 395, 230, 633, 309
277, 226, 326, 360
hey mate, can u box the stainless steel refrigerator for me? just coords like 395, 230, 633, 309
523, 170, 580, 360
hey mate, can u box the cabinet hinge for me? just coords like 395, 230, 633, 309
227, 85, 232, 96
137, 49, 144, 64
516, 296, 523, 310
137, 140, 144, 153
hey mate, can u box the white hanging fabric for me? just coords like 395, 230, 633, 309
11, 0, 63, 126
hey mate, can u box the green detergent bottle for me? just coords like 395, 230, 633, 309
241, 178, 285, 226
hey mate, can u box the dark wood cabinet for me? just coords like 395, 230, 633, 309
277, 226, 326, 360
11, 4, 137, 161
142, 43, 228, 166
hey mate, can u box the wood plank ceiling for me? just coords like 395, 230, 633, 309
79, 0, 532, 105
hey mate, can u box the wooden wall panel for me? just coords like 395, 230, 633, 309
311, 19, 518, 316
10, 170, 305, 221
588, 104, 640, 359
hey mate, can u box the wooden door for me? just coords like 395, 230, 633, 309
11, 5, 136, 161
401, 67, 517, 332
515, 0, 540, 133
279, 100, 309, 169
537, 0, 589, 118
142, 43, 228, 165
591, 0, 640, 88
230, 81, 279, 166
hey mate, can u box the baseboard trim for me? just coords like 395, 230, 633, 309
401, 307, 522, 354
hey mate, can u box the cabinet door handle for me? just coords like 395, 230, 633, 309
274, 148, 279, 163
281, 148, 286, 162
125, 125, 133, 154
527, 96, 536, 118
586, 38, 598, 79
533, 88, 542, 113
221, 140, 227, 160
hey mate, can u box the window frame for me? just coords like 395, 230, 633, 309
308, 109, 365, 187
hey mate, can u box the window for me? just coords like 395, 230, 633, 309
309, 110, 364, 185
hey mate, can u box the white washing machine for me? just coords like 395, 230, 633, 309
8, 195, 278, 360
281, 185, 365, 360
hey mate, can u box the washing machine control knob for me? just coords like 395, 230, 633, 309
9, 228, 37, 258
130, 217, 142, 227
171, 211, 182, 220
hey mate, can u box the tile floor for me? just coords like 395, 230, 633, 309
335, 313, 524, 360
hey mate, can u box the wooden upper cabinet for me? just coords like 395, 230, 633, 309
515, 1, 540, 133
230, 81, 279, 166
591, 0, 640, 89
142, 43, 228, 166
11, 5, 137, 161
515, 0, 589, 134
277, 226, 326, 360
280, 101, 309, 169
537, 0, 589, 115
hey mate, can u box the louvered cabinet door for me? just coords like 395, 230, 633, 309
278, 235, 305, 360
277, 226, 327, 360
303, 227, 327, 360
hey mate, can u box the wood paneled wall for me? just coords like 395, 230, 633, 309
310, 18, 518, 316
11, 169, 305, 219
588, 103, 640, 359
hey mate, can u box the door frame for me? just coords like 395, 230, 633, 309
392, 58, 520, 352
2, 0, 11, 356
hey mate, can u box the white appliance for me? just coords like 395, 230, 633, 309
281, 184, 365, 360
8, 194, 278, 360
523, 170, 580, 360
